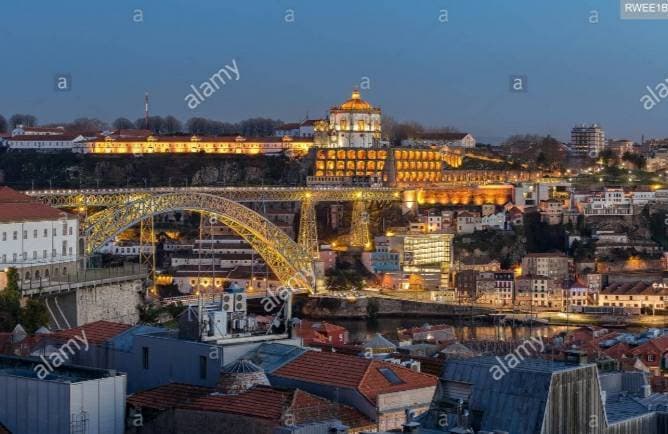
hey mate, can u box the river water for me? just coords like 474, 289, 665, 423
328, 317, 641, 344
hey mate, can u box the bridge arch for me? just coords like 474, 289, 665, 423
83, 193, 315, 293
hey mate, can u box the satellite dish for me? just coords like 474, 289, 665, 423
588, 150, 598, 158
209, 216, 217, 224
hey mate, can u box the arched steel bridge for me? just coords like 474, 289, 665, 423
25, 185, 518, 293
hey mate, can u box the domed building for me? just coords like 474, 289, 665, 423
316, 89, 382, 148
216, 359, 269, 395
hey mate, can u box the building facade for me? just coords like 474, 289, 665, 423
571, 123, 606, 157
315, 89, 382, 148
0, 187, 79, 284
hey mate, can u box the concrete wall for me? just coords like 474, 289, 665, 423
46, 279, 143, 328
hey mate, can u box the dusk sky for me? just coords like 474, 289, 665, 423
2, 0, 668, 143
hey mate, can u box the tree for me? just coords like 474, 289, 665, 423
599, 148, 618, 167
112, 117, 135, 130
622, 152, 646, 170
0, 114, 7, 133
135, 116, 165, 133
9, 114, 37, 128
163, 115, 183, 134
0, 268, 21, 332
20, 299, 50, 333
68, 117, 108, 132
237, 117, 282, 136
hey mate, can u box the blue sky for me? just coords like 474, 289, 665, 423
2, 0, 667, 142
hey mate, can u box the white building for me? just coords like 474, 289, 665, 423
98, 242, 152, 256
582, 188, 633, 216
0, 187, 79, 283
316, 89, 382, 148
275, 119, 320, 138
5, 134, 91, 152
570, 123, 605, 157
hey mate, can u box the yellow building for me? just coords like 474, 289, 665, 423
313, 147, 444, 186
85, 134, 312, 156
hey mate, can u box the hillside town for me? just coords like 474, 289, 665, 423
2, 2, 668, 434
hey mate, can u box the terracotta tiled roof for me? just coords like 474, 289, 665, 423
601, 281, 668, 296
95, 135, 314, 143
6, 134, 82, 142
51, 321, 132, 345
603, 342, 631, 360
180, 385, 373, 429
0, 187, 72, 222
630, 335, 668, 366
276, 123, 300, 131
128, 383, 212, 411
272, 351, 437, 405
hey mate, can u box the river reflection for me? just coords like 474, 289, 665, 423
329, 317, 620, 343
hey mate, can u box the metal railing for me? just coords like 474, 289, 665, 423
20, 263, 148, 296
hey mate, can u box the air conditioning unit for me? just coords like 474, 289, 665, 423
234, 293, 247, 312
208, 311, 227, 338
222, 294, 234, 312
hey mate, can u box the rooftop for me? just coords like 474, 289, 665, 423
272, 350, 437, 405
0, 354, 123, 383
50, 320, 132, 345
0, 187, 73, 223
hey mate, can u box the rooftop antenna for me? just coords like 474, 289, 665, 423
144, 92, 149, 130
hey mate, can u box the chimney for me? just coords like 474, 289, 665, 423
402, 421, 420, 433
641, 384, 652, 398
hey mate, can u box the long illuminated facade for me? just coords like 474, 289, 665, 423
84, 134, 312, 156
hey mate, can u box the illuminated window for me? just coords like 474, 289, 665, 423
339, 119, 347, 130
357, 120, 365, 131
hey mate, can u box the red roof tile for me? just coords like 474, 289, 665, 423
0, 187, 72, 222
51, 321, 131, 345
630, 335, 668, 367
273, 351, 437, 405
127, 383, 212, 411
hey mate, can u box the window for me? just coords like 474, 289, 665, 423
32, 251, 37, 259
52, 228, 56, 236
43, 250, 47, 258
199, 355, 207, 379
142, 347, 149, 369
22, 230, 27, 240
43, 229, 48, 237
62, 241, 67, 256
69, 227, 73, 236
52, 249, 56, 257
1, 255, 5, 263
378, 367, 403, 385
33, 229, 38, 238
1, 232, 5, 241
648, 354, 656, 362
62, 222, 67, 236
12, 231, 16, 240
12, 253, 17, 262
